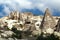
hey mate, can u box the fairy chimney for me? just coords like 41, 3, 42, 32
40, 8, 56, 30
13, 11, 17, 20
9, 12, 14, 20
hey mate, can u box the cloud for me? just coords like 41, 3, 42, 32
3, 5, 10, 14
45, 0, 60, 9
0, 0, 33, 10
0, 0, 33, 17
0, 0, 60, 16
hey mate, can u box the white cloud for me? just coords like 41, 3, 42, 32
3, 6, 10, 14
36, 3, 47, 12
0, 0, 60, 16
47, 0, 60, 11
34, 0, 60, 13
0, 0, 32, 10
0, 0, 33, 16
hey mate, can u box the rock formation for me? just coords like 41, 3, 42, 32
40, 8, 56, 34
8, 11, 14, 20
0, 8, 60, 40
55, 18, 60, 32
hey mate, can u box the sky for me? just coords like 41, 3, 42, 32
0, 0, 60, 17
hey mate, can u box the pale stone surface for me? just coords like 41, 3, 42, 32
1, 31, 14, 38
54, 31, 60, 37
46, 28, 54, 34
40, 8, 56, 34
32, 30, 41, 36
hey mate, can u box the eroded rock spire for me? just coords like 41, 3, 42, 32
40, 8, 56, 34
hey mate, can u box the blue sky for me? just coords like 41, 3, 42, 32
0, 0, 60, 17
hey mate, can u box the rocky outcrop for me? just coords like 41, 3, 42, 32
55, 18, 60, 32
40, 8, 56, 34
0, 8, 60, 40
8, 11, 21, 20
